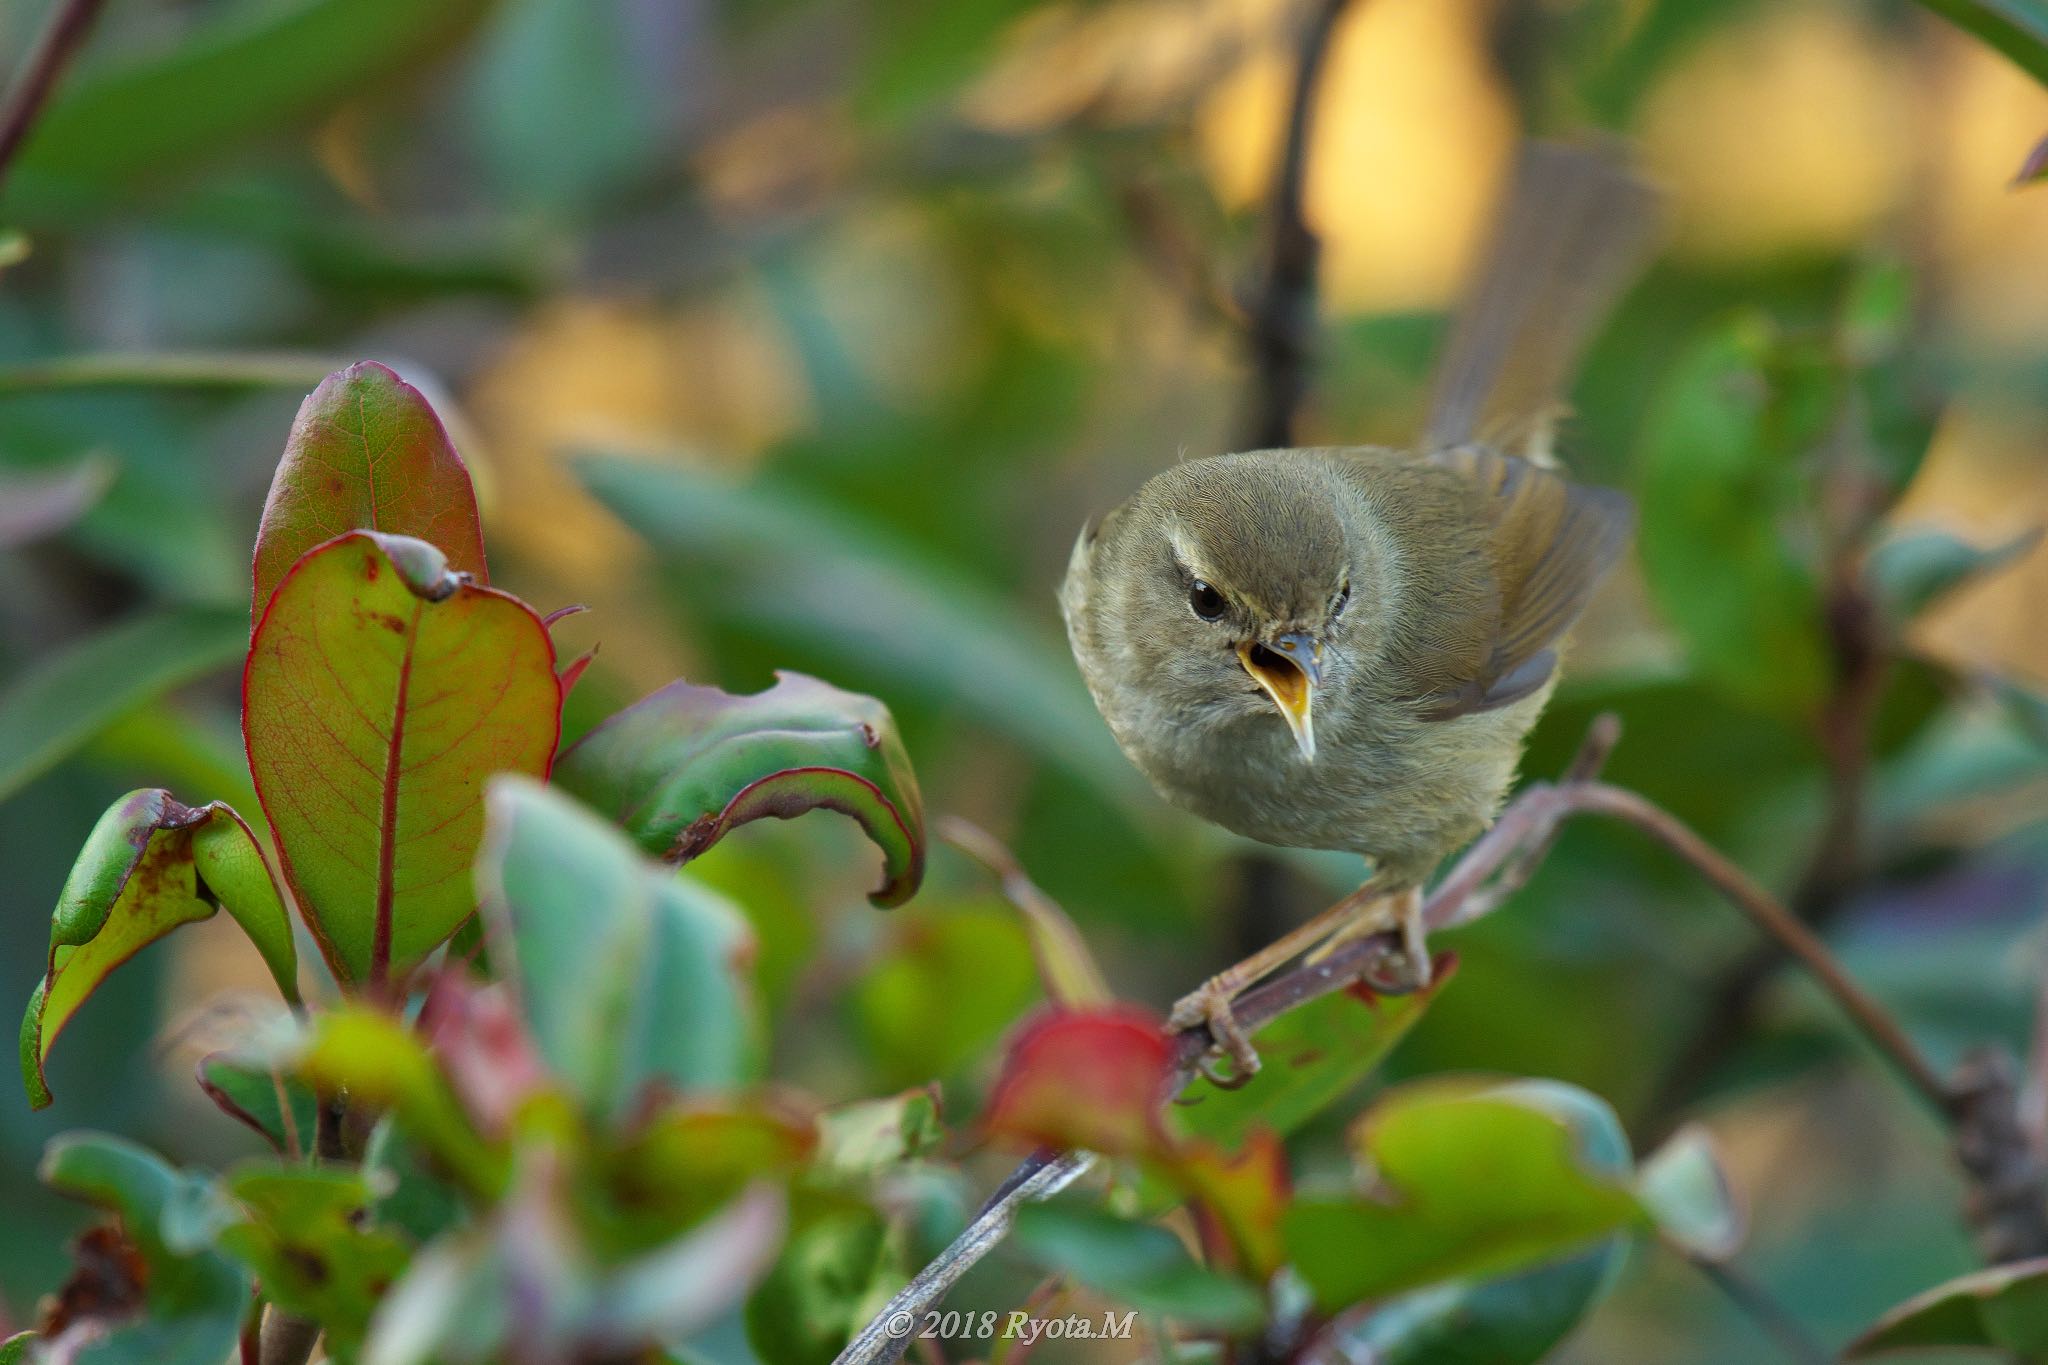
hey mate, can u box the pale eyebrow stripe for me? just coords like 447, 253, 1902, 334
1166, 521, 1209, 580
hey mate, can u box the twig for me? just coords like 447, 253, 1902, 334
834, 1151, 1095, 1365
941, 816, 1113, 1007
1677, 1249, 1832, 1365
1534, 781, 1950, 1115
1241, 0, 1355, 449
838, 719, 1965, 1363
0, 0, 107, 190
1645, 495, 1891, 1129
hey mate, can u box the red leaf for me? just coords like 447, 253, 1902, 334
253, 362, 487, 624
419, 970, 548, 1138
982, 1006, 1170, 1156
1166, 1131, 1292, 1279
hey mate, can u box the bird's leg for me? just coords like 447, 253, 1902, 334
1168, 879, 1389, 1083
1305, 883, 1429, 991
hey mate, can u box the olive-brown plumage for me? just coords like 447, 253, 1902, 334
1060, 143, 1659, 1053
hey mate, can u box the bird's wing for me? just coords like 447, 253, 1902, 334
1412, 445, 1634, 721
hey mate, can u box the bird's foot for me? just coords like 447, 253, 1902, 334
1168, 977, 1262, 1088
1317, 884, 1432, 993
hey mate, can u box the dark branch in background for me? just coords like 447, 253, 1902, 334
838, 717, 1981, 1363
1240, 0, 1354, 449
1679, 1252, 1833, 1365
1645, 567, 1891, 1131
0, 0, 108, 190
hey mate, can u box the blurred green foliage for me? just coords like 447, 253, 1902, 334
4, 0, 2048, 1359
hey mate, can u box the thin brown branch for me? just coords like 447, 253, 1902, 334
1646, 466, 1892, 1129
1676, 1248, 1831, 1365
1241, 0, 1355, 449
941, 816, 1113, 1007
0, 0, 108, 190
1558, 781, 1950, 1114
840, 723, 1964, 1364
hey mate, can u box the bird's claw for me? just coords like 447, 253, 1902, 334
1169, 976, 1262, 1085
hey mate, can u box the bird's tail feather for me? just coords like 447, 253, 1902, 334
1421, 141, 1661, 464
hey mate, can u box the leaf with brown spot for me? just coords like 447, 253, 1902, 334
244, 531, 560, 987
22, 789, 298, 1108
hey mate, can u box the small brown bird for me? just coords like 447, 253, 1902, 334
1060, 143, 1659, 1072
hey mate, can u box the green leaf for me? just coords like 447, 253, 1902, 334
602, 1102, 814, 1250
1637, 1124, 1744, 1262
1867, 525, 2044, 628
856, 0, 1040, 123
852, 902, 1040, 1090
10, 0, 498, 214
476, 778, 759, 1118
1637, 314, 1832, 719
555, 671, 926, 907
38, 1134, 249, 1365
1282, 1079, 1646, 1310
0, 606, 245, 804
597, 1185, 788, 1348
467, 0, 675, 214
745, 1208, 901, 1365
1847, 1256, 2048, 1358
0, 1332, 35, 1364
1175, 965, 1453, 1150
196, 1052, 319, 1157
813, 1087, 945, 1185
252, 361, 489, 622
22, 790, 295, 1108
1913, 0, 2048, 89
1009, 1203, 1266, 1329
362, 1117, 465, 1245
1311, 1242, 1627, 1365
244, 531, 560, 986
218, 1164, 411, 1353
295, 1008, 505, 1198
571, 455, 1152, 814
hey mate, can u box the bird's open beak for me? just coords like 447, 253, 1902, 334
1238, 632, 1321, 761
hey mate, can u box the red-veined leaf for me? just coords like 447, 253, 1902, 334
244, 531, 559, 987
554, 671, 925, 907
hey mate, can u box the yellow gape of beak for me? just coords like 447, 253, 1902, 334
1238, 633, 1320, 761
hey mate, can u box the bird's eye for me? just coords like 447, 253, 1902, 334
1188, 579, 1226, 621
1331, 580, 1351, 618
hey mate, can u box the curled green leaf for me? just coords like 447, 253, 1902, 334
1847, 1256, 2048, 1359
22, 789, 297, 1108
555, 671, 926, 908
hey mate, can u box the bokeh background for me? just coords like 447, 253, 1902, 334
3, 0, 2048, 1359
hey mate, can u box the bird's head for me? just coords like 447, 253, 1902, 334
1100, 453, 1381, 761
